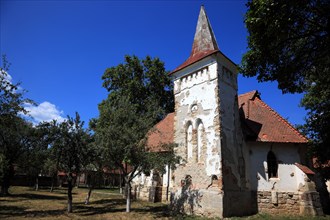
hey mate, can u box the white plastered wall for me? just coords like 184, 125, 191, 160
248, 142, 302, 192
173, 55, 221, 178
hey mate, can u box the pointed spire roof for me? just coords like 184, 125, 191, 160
191, 5, 219, 56
171, 6, 220, 74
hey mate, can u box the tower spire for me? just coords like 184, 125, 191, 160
191, 5, 219, 57
171, 6, 219, 74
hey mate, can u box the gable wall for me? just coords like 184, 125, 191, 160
247, 142, 304, 192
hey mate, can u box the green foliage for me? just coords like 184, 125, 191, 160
43, 113, 92, 212
0, 55, 33, 116
48, 113, 92, 175
301, 71, 330, 178
0, 55, 35, 194
97, 96, 163, 176
241, 0, 330, 177
96, 55, 178, 191
102, 55, 174, 118
241, 0, 329, 93
18, 122, 53, 179
0, 108, 34, 194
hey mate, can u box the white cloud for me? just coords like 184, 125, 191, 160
3, 71, 13, 83
2, 71, 65, 124
24, 101, 65, 124
1, 70, 23, 92
1, 70, 13, 89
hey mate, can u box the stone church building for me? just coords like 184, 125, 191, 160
132, 6, 323, 218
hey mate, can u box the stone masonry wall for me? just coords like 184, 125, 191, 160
132, 184, 169, 203
216, 53, 254, 217
257, 191, 323, 216
171, 57, 224, 217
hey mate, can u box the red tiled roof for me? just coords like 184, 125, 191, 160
57, 171, 77, 177
295, 163, 315, 175
238, 91, 308, 143
146, 113, 174, 152
146, 91, 308, 152
103, 165, 133, 175
170, 50, 219, 74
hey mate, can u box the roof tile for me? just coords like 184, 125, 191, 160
295, 163, 315, 175
147, 91, 308, 151
238, 91, 308, 143
146, 113, 174, 152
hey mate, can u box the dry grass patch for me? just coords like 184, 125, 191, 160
0, 186, 170, 220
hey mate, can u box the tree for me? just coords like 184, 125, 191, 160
41, 120, 65, 192
80, 131, 103, 205
241, 0, 330, 213
101, 55, 174, 118
47, 113, 92, 212
19, 122, 52, 190
241, 0, 329, 170
0, 116, 33, 195
61, 113, 91, 213
241, 0, 329, 92
0, 55, 34, 195
96, 55, 178, 212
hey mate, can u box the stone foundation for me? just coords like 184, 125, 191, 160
223, 190, 258, 217
170, 187, 223, 218
257, 191, 323, 216
132, 184, 169, 203
134, 184, 324, 217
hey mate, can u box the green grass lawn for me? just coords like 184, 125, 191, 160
0, 186, 329, 220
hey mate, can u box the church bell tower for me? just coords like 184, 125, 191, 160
170, 6, 253, 218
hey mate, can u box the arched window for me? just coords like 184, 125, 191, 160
186, 123, 193, 160
267, 151, 278, 178
197, 121, 204, 162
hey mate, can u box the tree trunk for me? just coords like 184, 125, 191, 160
85, 185, 93, 205
126, 182, 131, 212
76, 175, 80, 188
1, 181, 9, 196
84, 173, 93, 205
35, 176, 39, 191
67, 173, 73, 213
50, 173, 56, 192
119, 172, 123, 194
1, 166, 13, 196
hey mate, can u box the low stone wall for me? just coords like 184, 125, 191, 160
132, 184, 169, 203
257, 191, 323, 216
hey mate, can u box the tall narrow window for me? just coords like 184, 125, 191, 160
197, 122, 204, 162
187, 124, 193, 160
267, 151, 278, 178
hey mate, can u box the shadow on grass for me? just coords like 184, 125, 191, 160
73, 199, 170, 218
74, 198, 127, 216
9, 193, 66, 201
90, 198, 125, 205
0, 205, 65, 218
133, 204, 170, 218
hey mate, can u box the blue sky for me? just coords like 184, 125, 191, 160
1, 0, 307, 126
